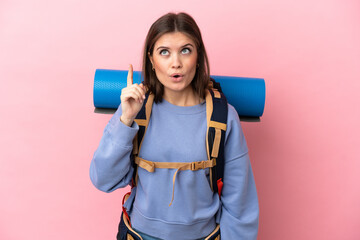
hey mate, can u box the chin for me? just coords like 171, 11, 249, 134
167, 83, 192, 93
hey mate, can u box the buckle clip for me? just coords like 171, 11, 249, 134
191, 161, 205, 171
191, 162, 196, 171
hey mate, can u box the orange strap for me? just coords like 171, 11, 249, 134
204, 225, 220, 240
135, 157, 216, 206
132, 94, 155, 186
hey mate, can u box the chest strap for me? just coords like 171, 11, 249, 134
135, 157, 216, 206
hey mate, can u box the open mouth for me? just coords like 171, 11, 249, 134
171, 74, 183, 79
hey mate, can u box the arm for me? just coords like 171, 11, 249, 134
220, 105, 259, 239
90, 64, 146, 192
89, 106, 138, 192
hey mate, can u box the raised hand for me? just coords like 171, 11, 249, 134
119, 64, 146, 126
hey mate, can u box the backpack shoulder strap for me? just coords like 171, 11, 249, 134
131, 93, 154, 187
205, 79, 228, 197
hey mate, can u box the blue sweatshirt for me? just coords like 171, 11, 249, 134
90, 99, 259, 240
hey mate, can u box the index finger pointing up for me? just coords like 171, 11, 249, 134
127, 64, 133, 86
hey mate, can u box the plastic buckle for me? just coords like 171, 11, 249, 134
191, 161, 205, 171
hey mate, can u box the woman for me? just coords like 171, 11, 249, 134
90, 12, 259, 240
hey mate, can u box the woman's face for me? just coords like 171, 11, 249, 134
149, 32, 198, 97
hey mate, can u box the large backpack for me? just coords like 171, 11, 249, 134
118, 79, 228, 239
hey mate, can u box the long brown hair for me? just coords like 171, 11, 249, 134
142, 12, 210, 103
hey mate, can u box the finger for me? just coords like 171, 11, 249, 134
127, 84, 145, 100
140, 83, 148, 93
122, 85, 144, 103
132, 85, 145, 102
121, 92, 142, 104
138, 83, 146, 99
127, 64, 133, 86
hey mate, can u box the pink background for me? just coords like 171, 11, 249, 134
1, 0, 359, 239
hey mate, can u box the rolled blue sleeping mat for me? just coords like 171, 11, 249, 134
94, 69, 265, 117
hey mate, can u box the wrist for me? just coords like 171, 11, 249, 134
120, 115, 134, 126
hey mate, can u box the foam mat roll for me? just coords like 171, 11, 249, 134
94, 69, 265, 117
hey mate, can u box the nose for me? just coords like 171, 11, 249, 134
171, 54, 182, 69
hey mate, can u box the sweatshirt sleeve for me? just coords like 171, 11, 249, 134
89, 105, 139, 192
219, 104, 259, 239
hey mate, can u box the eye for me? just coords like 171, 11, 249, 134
159, 49, 169, 56
181, 48, 191, 54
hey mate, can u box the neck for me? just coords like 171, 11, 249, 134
163, 87, 201, 106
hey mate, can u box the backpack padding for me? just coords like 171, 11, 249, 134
206, 88, 228, 194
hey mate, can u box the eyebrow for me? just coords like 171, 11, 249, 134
156, 43, 194, 51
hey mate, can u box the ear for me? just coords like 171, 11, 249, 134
148, 52, 154, 66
